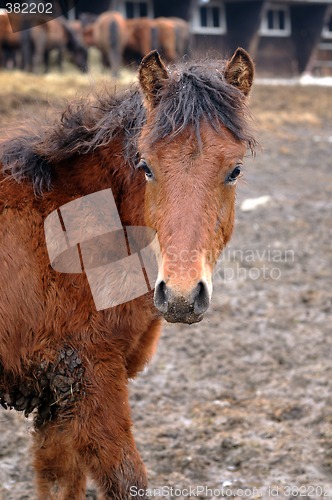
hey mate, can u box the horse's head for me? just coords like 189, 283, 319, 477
137, 49, 255, 324
65, 23, 88, 72
74, 45, 89, 73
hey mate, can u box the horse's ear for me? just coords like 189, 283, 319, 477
139, 50, 169, 110
224, 48, 254, 96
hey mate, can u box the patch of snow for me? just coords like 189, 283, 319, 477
240, 196, 271, 212
313, 136, 332, 143
255, 75, 332, 87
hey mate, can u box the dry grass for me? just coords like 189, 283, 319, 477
250, 84, 332, 128
0, 49, 137, 123
0, 66, 331, 133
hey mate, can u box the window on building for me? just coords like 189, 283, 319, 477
124, 1, 152, 19
191, 1, 226, 34
322, 8, 332, 38
259, 4, 291, 36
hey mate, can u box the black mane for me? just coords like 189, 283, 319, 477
0, 59, 256, 194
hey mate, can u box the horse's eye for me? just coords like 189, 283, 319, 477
226, 165, 242, 184
137, 159, 154, 181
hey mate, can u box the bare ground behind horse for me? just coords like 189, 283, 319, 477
0, 77, 331, 499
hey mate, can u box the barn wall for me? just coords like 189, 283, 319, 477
314, 38, 332, 75
153, 0, 191, 20
290, 4, 328, 73
184, 0, 332, 76
191, 35, 228, 58
225, 0, 264, 55
255, 37, 298, 76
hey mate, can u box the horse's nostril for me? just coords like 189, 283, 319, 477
154, 280, 168, 314
193, 280, 210, 315
154, 279, 210, 320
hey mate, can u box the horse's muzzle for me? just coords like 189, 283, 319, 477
154, 279, 211, 324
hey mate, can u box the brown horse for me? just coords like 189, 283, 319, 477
125, 17, 158, 63
0, 11, 33, 69
0, 11, 19, 67
89, 11, 128, 76
124, 17, 189, 66
29, 16, 88, 73
155, 17, 190, 62
0, 49, 255, 498
171, 17, 191, 59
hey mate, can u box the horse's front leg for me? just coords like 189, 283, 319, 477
74, 349, 147, 499
33, 423, 87, 500
33, 344, 147, 499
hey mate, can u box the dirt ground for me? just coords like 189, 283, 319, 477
0, 71, 331, 499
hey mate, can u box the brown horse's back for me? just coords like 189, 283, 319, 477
170, 17, 190, 58
41, 19, 66, 50
155, 17, 190, 62
93, 11, 128, 74
155, 17, 177, 63
27, 16, 87, 72
93, 12, 128, 51
125, 17, 158, 59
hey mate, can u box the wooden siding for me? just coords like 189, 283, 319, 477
191, 34, 228, 57
255, 37, 298, 75
291, 4, 328, 72
224, 0, 264, 54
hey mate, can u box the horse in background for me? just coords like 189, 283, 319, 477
79, 12, 98, 28
68, 14, 98, 47
0, 10, 191, 74
0, 11, 37, 70
171, 17, 191, 60
125, 16, 190, 65
29, 16, 88, 73
0, 48, 255, 498
0, 11, 68, 71
0, 10, 20, 68
125, 17, 158, 64
80, 13, 190, 73
88, 11, 128, 76
155, 17, 190, 63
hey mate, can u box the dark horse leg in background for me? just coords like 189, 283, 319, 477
33, 344, 147, 499
1, 44, 13, 69
43, 50, 52, 73
108, 19, 121, 77
21, 28, 33, 72
101, 52, 109, 71
31, 30, 48, 73
57, 45, 65, 72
